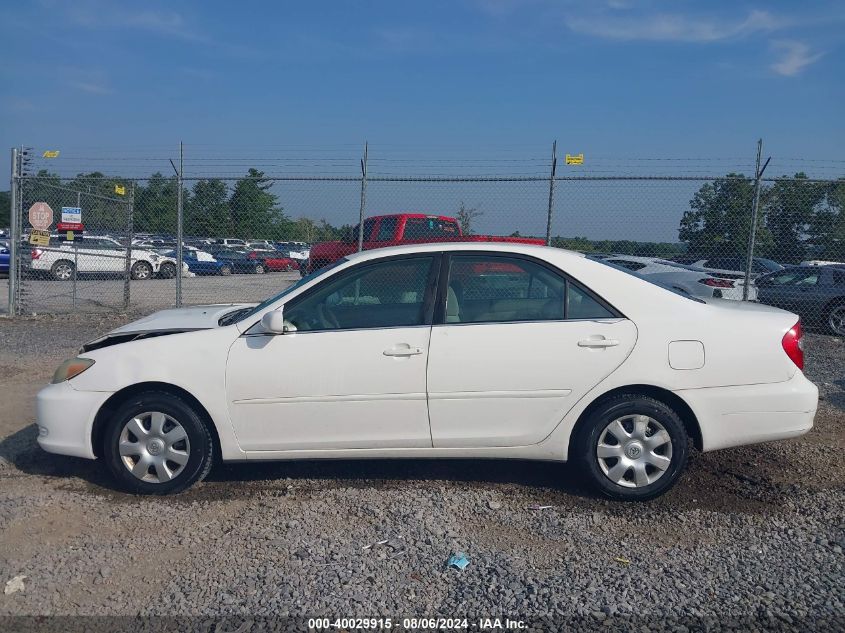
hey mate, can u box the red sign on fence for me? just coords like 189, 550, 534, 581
56, 222, 84, 231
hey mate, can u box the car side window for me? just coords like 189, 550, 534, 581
445, 254, 616, 324
375, 217, 398, 242
284, 256, 436, 332
404, 218, 460, 240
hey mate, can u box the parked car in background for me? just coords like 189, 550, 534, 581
247, 250, 300, 272
207, 248, 267, 274
0, 242, 9, 276
672, 256, 783, 277
28, 237, 176, 281
757, 266, 845, 336
275, 241, 311, 262
36, 243, 817, 500
307, 213, 544, 272
800, 260, 845, 267
592, 255, 755, 300
165, 250, 234, 276
215, 238, 248, 249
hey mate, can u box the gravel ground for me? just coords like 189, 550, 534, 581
0, 314, 842, 631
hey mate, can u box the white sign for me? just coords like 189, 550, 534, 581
61, 207, 82, 224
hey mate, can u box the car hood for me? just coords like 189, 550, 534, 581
81, 303, 257, 352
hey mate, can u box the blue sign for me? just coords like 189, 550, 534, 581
61, 207, 82, 223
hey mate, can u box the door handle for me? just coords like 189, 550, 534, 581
383, 345, 423, 357
578, 338, 620, 348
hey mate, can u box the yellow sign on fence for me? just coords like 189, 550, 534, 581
565, 153, 584, 165
42, 150, 60, 159
29, 229, 51, 246
114, 184, 126, 196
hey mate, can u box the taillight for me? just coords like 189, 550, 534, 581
699, 278, 734, 288
31, 249, 42, 260
782, 320, 804, 370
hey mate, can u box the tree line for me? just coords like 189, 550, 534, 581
5, 169, 843, 263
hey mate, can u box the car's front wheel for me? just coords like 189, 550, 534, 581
158, 262, 177, 279
574, 394, 688, 501
102, 391, 214, 495
253, 263, 265, 274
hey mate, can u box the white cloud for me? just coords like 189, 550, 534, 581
770, 40, 824, 76
565, 9, 784, 42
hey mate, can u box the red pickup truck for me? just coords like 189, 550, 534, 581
307, 213, 545, 272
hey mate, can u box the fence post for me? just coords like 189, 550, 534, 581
358, 141, 368, 252
545, 140, 557, 246
176, 141, 184, 307
8, 148, 18, 316
743, 139, 770, 301
123, 182, 135, 309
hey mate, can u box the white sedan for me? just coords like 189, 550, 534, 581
36, 243, 818, 500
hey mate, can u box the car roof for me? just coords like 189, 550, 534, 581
344, 241, 583, 263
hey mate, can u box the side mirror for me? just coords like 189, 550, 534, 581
261, 310, 286, 334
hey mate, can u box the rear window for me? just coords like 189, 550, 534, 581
404, 217, 460, 240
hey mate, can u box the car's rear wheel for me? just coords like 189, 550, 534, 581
574, 394, 688, 501
102, 391, 214, 495
826, 303, 845, 336
219, 264, 232, 276
130, 261, 153, 280
51, 260, 74, 281
284, 263, 293, 272
253, 263, 265, 274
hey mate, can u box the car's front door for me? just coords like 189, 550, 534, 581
225, 254, 440, 451
426, 253, 637, 448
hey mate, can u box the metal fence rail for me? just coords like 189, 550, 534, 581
5, 144, 844, 335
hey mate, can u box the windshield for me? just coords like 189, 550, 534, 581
225, 258, 348, 325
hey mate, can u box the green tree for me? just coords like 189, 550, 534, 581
228, 169, 291, 239
185, 179, 231, 237
0, 191, 10, 228
455, 201, 483, 235
807, 178, 845, 261
133, 173, 179, 235
678, 174, 771, 257
765, 173, 828, 263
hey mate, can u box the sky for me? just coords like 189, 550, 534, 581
1, 0, 844, 239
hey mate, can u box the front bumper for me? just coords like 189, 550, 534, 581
36, 381, 113, 459
677, 371, 818, 452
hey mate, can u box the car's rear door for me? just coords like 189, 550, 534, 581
426, 252, 637, 448
225, 254, 440, 451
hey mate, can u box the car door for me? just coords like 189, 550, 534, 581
225, 254, 440, 451
426, 252, 637, 448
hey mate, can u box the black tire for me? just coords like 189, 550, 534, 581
219, 264, 232, 276
158, 262, 177, 279
284, 263, 293, 272
825, 302, 845, 336
253, 263, 265, 274
573, 394, 689, 501
51, 260, 74, 281
130, 261, 153, 280
102, 391, 214, 495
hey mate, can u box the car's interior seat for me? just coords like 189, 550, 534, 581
446, 285, 462, 323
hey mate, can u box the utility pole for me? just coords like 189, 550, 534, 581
358, 142, 368, 252
8, 148, 18, 316
174, 142, 184, 306
743, 139, 770, 300
545, 140, 557, 246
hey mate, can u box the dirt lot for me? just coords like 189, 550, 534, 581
0, 314, 842, 629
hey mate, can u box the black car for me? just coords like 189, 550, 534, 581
756, 265, 845, 336
207, 248, 267, 275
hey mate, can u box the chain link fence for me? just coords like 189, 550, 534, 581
4, 146, 844, 336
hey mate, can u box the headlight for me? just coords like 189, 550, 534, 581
52, 357, 95, 384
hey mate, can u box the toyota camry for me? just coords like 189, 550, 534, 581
36, 243, 818, 500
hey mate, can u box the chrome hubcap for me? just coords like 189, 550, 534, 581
596, 414, 673, 488
56, 264, 72, 279
829, 307, 845, 336
118, 412, 190, 483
